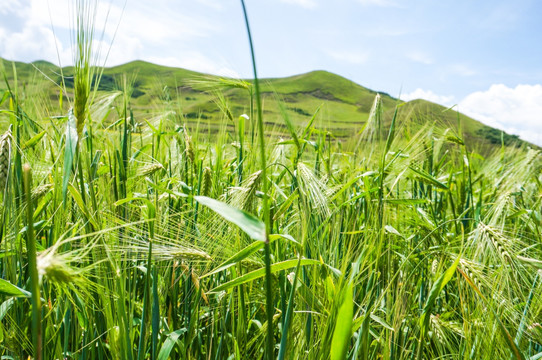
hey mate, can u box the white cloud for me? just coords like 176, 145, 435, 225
401, 88, 455, 107
0, 22, 71, 64
279, 0, 318, 9
401, 85, 542, 146
458, 84, 542, 146
327, 50, 369, 64
99, 34, 145, 67
0, 0, 114, 65
0, 1, 239, 79
0, 0, 217, 67
20, 0, 70, 29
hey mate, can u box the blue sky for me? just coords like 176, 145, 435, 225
1, 0, 541, 144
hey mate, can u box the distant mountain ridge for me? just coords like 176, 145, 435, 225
0, 57, 532, 152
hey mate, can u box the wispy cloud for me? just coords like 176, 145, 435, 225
406, 51, 434, 65
357, 0, 400, 8
146, 51, 240, 78
327, 49, 369, 64
279, 0, 318, 9
449, 64, 477, 77
119, 3, 216, 44
401, 88, 455, 106
478, 3, 521, 31
0, 0, 21, 15
196, 0, 224, 10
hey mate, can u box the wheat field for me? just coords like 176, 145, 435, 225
0, 1, 541, 359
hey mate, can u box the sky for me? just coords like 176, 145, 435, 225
1, 0, 541, 145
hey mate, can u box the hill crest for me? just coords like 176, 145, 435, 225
0, 57, 532, 151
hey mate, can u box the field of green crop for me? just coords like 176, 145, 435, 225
0, 2, 541, 360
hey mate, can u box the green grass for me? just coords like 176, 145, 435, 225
0, 3, 541, 359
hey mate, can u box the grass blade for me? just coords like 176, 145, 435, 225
330, 281, 354, 360
157, 329, 187, 360
194, 195, 265, 241
278, 256, 302, 360
62, 110, 78, 204
209, 259, 320, 293
418, 254, 460, 359
0, 278, 31, 298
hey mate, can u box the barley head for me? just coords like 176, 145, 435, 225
0, 126, 13, 194
37, 251, 80, 285
32, 184, 53, 201
229, 170, 262, 214
137, 163, 164, 177
202, 167, 213, 197
183, 127, 195, 164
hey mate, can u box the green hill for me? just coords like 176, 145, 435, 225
0, 57, 530, 152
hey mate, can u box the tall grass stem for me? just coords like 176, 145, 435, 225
239, 1, 274, 358
23, 164, 42, 360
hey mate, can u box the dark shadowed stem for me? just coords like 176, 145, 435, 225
239, 1, 274, 359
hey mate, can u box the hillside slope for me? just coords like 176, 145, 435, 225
0, 57, 530, 152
